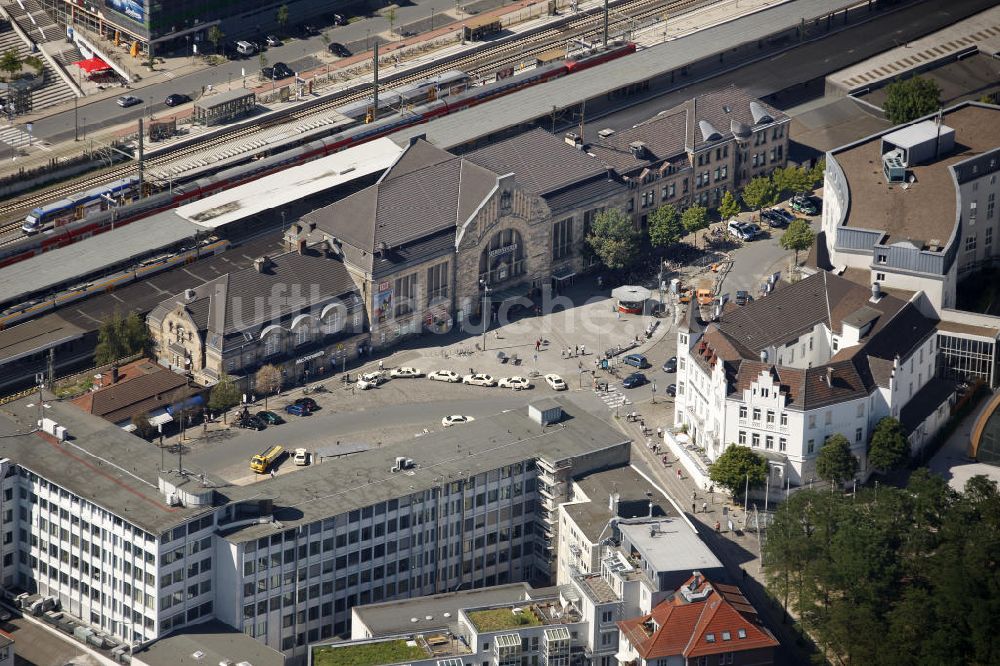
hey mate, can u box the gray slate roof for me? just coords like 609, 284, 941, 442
303, 139, 498, 271
588, 85, 786, 173
149, 249, 358, 349
465, 128, 609, 195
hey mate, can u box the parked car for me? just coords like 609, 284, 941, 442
328, 42, 351, 57
790, 194, 818, 215
300, 23, 321, 36
442, 415, 475, 427
463, 373, 497, 387
662, 356, 677, 373
545, 374, 567, 391
164, 93, 190, 107
623, 353, 650, 369
735, 290, 753, 306
498, 376, 531, 390
256, 410, 284, 425
237, 414, 265, 430
727, 220, 756, 241
235, 40, 257, 57
666, 383, 677, 397
622, 372, 648, 389
295, 397, 319, 411
116, 95, 141, 108
356, 372, 386, 390
389, 366, 423, 378
761, 209, 787, 228
265, 62, 293, 79
284, 403, 311, 416
331, 13, 348, 26
428, 370, 461, 383
293, 448, 309, 466
265, 35, 282, 47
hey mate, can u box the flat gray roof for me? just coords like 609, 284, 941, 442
620, 519, 723, 573
221, 400, 631, 543
392, 0, 861, 149
353, 583, 536, 637
0, 392, 214, 535
132, 619, 284, 666
0, 314, 86, 364
194, 88, 256, 109
563, 464, 677, 541
0, 211, 198, 306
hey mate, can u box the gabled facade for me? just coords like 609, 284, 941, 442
301, 130, 630, 349
676, 272, 944, 486
616, 573, 778, 666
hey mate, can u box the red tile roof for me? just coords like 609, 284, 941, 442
71, 359, 194, 424
618, 574, 778, 660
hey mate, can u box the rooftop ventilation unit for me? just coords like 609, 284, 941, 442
883, 148, 906, 184
629, 141, 649, 160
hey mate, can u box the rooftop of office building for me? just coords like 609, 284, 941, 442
562, 464, 678, 542
833, 102, 1000, 249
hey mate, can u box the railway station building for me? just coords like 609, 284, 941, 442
300, 129, 630, 349
146, 248, 367, 388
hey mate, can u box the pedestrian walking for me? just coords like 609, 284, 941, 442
270, 469, 276, 478
702, 501, 708, 514
378, 360, 384, 371
676, 469, 682, 480
535, 339, 541, 351
580, 344, 585, 355
691, 502, 696, 513
728, 519, 734, 533
715, 521, 721, 532
656, 426, 662, 438
574, 345, 579, 356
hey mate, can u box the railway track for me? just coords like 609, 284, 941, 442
0, 0, 698, 237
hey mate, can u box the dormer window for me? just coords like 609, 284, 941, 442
737, 629, 747, 639
706, 633, 716, 643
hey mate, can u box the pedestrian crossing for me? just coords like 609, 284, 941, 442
594, 384, 630, 409
0, 124, 31, 148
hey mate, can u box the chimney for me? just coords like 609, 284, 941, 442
183, 288, 197, 302
871, 281, 882, 302
111, 366, 119, 384
253, 256, 269, 273
826, 367, 834, 388
760, 350, 768, 363
629, 141, 648, 160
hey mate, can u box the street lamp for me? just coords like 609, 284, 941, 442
480, 278, 491, 351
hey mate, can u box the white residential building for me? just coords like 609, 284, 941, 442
675, 271, 950, 486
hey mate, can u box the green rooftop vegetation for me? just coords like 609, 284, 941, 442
468, 607, 542, 632
312, 639, 428, 666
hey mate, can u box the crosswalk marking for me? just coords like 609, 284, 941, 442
594, 385, 630, 409
0, 125, 31, 148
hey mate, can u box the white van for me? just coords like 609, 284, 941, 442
236, 41, 257, 57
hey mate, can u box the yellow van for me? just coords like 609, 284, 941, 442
250, 445, 284, 474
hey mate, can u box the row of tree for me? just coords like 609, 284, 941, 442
708, 417, 911, 499
763, 471, 1000, 664
585, 161, 825, 270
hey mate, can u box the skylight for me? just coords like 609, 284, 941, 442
737, 629, 747, 639
706, 634, 716, 643
722, 631, 731, 641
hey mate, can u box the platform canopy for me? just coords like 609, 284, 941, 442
612, 285, 652, 302
73, 57, 111, 73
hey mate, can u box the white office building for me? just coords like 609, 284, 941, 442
0, 394, 629, 664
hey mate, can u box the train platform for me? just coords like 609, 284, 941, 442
825, 4, 1000, 97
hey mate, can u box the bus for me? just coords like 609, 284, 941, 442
250, 445, 284, 474
463, 16, 502, 42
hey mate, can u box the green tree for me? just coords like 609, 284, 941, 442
585, 209, 638, 270
131, 412, 157, 440
816, 433, 859, 487
208, 372, 240, 422
809, 157, 826, 188
276, 4, 289, 32
771, 165, 813, 199
779, 218, 816, 265
207, 26, 224, 54
867, 416, 909, 473
883, 76, 941, 125
740, 175, 777, 214
94, 310, 149, 365
680, 205, 708, 236
717, 190, 740, 221
255, 364, 283, 409
0, 49, 21, 78
708, 445, 768, 502
647, 204, 682, 248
